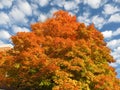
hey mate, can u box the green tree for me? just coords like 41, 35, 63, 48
0, 10, 120, 90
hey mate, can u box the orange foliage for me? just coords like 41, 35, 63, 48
0, 10, 120, 89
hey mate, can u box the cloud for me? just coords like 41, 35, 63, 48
102, 28, 120, 39
38, 13, 48, 22
77, 12, 91, 25
102, 30, 113, 38
64, 1, 78, 11
9, 6, 28, 24
113, 0, 120, 3
17, 0, 32, 16
0, 12, 10, 25
38, 0, 50, 7
108, 13, 120, 23
50, 0, 65, 7
102, 4, 119, 15
111, 47, 120, 66
112, 28, 120, 36
107, 39, 120, 49
0, 30, 11, 40
0, 0, 13, 9
91, 15, 106, 29
12, 25, 30, 34
48, 8, 59, 17
83, 0, 107, 9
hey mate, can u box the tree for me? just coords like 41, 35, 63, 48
0, 10, 120, 90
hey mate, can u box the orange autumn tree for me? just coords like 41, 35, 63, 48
0, 10, 120, 90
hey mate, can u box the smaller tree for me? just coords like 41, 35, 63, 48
0, 10, 120, 90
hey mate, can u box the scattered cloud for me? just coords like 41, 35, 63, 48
17, 0, 32, 16
0, 12, 10, 25
9, 6, 28, 24
64, 1, 79, 11
0, 30, 11, 40
0, 0, 13, 9
83, 0, 107, 9
12, 25, 30, 34
102, 4, 119, 15
0, 0, 120, 78
77, 12, 91, 25
108, 13, 120, 23
50, 0, 65, 7
91, 15, 106, 29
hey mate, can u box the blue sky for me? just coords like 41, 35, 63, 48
0, 0, 120, 77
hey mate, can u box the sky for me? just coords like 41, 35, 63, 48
0, 0, 120, 77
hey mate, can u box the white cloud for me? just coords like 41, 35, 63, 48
0, 12, 10, 25
0, 30, 11, 40
38, 0, 50, 7
102, 28, 120, 39
83, 0, 107, 9
102, 30, 113, 38
38, 13, 48, 22
102, 4, 119, 15
9, 7, 28, 24
113, 0, 120, 3
17, 0, 32, 16
91, 15, 106, 29
108, 13, 120, 23
64, 1, 78, 11
12, 25, 30, 34
0, 0, 13, 9
107, 39, 120, 49
113, 28, 120, 36
50, 0, 65, 7
30, 3, 39, 17
77, 16, 90, 26
77, 12, 91, 25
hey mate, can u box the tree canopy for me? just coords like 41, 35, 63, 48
0, 10, 120, 90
